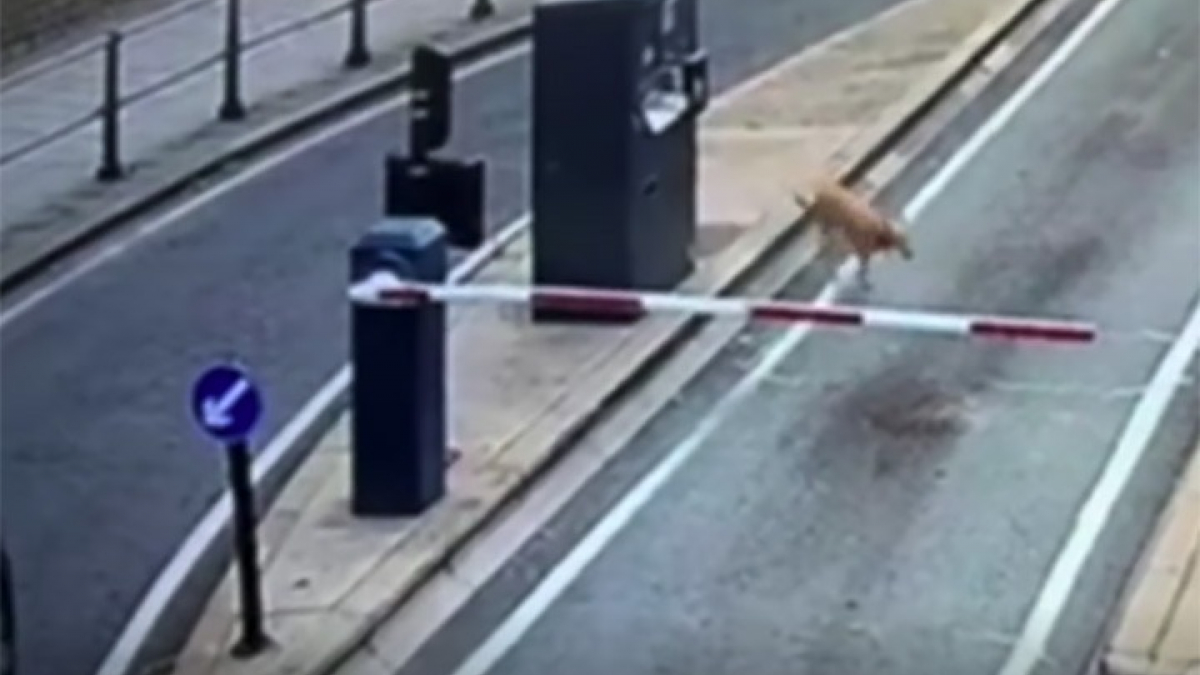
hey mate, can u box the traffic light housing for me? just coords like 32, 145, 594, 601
410, 45, 453, 159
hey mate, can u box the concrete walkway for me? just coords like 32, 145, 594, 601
166, 0, 1053, 673
0, 0, 529, 286
1103, 440, 1200, 675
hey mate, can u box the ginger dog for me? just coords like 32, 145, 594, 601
793, 177, 912, 287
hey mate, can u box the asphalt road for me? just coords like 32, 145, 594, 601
397, 1, 1200, 674
0, 0, 916, 674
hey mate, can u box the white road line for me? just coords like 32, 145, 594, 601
447, 1, 1115, 670
901, 0, 1124, 220
996, 308, 1200, 674
0, 42, 530, 331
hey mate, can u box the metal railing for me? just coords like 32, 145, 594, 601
0, 0, 499, 180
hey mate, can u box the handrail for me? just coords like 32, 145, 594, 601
242, 1, 352, 53
0, 0, 453, 173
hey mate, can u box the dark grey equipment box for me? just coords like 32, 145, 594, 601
531, 0, 707, 320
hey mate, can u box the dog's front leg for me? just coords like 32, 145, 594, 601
855, 254, 872, 289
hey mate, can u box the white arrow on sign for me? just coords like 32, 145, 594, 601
202, 377, 249, 429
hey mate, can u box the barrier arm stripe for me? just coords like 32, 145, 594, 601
351, 273, 1099, 345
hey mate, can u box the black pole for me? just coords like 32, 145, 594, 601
1, 544, 16, 675
219, 0, 246, 121
468, 0, 495, 21
344, 0, 371, 68
225, 440, 270, 657
96, 31, 124, 182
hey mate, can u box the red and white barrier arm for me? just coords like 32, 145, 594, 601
349, 272, 1098, 344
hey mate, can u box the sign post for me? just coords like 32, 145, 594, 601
190, 362, 270, 657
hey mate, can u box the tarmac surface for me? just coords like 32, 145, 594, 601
395, 0, 1200, 673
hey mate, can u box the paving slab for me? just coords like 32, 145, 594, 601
166, 0, 1051, 673
1104, 440, 1200, 675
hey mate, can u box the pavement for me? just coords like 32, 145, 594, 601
0, 0, 937, 674
377, 0, 1199, 673
165, 0, 1079, 673
1103, 440, 1200, 675
0, 0, 532, 288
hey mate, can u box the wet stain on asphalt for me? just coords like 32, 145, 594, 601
863, 382, 969, 439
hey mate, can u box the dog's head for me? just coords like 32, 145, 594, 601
876, 219, 913, 259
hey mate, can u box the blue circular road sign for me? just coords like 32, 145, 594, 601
190, 363, 263, 444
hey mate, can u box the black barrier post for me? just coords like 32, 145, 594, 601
384, 155, 485, 250
344, 0, 371, 68
349, 218, 448, 516
225, 440, 271, 657
219, 0, 246, 121
96, 31, 124, 182
468, 0, 495, 21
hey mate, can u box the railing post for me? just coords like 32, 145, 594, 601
344, 0, 371, 69
219, 0, 246, 121
96, 31, 124, 182
468, 0, 495, 21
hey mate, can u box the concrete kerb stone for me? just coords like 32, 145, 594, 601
169, 0, 1067, 673
1101, 437, 1200, 675
0, 14, 532, 296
